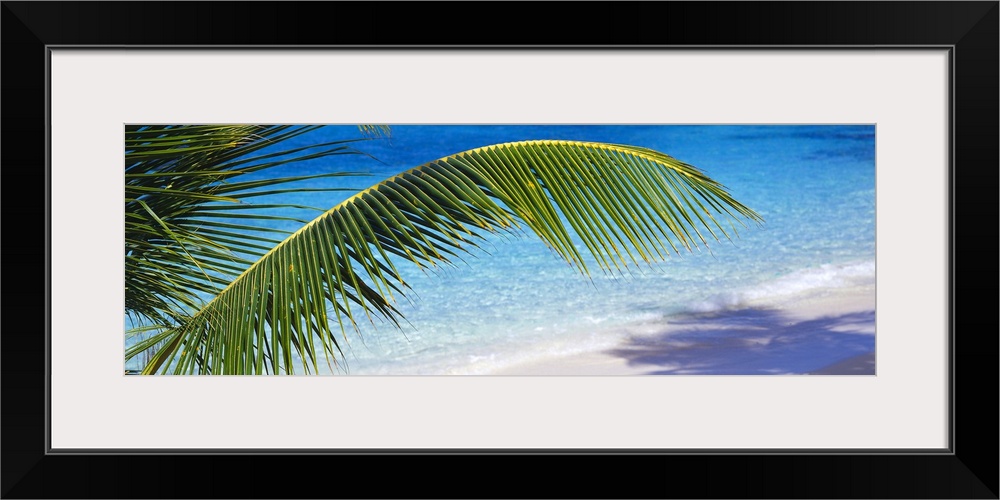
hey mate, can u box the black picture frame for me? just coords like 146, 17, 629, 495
3, 2, 996, 498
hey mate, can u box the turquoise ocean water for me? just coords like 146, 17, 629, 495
126, 125, 876, 375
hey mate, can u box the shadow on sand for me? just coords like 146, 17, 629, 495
606, 308, 875, 375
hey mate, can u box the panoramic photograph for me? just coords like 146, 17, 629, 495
124, 124, 875, 376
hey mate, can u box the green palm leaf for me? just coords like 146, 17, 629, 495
135, 139, 763, 375
124, 125, 377, 326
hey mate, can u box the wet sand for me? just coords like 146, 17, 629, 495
490, 286, 876, 376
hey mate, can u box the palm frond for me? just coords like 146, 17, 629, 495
136, 140, 762, 375
358, 125, 391, 138
125, 125, 375, 330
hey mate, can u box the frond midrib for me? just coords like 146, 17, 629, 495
165, 139, 761, 327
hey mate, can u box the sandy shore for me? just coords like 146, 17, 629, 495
490, 285, 876, 376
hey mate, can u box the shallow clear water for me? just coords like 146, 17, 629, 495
126, 125, 876, 375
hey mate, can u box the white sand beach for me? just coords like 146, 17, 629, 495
490, 285, 876, 376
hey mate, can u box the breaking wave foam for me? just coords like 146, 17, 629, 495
686, 260, 875, 313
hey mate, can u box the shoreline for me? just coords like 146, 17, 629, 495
489, 285, 876, 376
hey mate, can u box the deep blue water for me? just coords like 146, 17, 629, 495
126, 125, 876, 375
